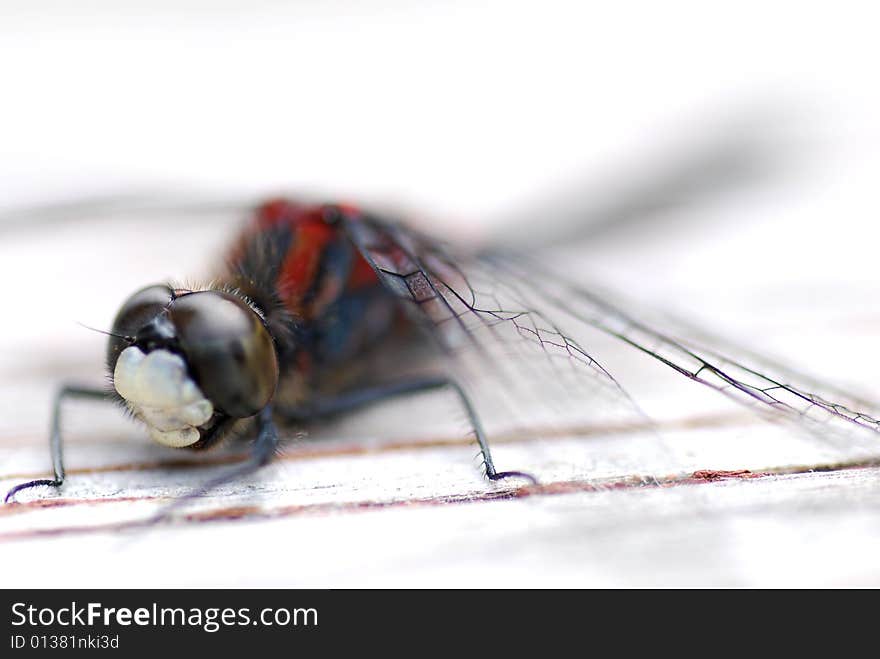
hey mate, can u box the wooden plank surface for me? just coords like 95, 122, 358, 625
2, 204, 880, 588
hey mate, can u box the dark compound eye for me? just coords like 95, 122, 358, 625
168, 291, 279, 418
107, 284, 174, 371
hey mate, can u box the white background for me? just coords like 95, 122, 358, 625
0, 1, 877, 225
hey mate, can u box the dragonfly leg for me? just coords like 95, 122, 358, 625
276, 377, 537, 484
146, 405, 279, 524
4, 384, 109, 503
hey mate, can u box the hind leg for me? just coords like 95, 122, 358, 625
277, 376, 537, 483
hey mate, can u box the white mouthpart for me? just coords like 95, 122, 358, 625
113, 346, 214, 448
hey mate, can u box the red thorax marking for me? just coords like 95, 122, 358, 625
249, 199, 378, 316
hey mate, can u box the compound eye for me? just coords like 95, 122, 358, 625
168, 291, 278, 418
107, 284, 173, 370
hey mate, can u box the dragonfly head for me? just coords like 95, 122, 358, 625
106, 284, 279, 447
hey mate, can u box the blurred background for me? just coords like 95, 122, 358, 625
0, 1, 877, 225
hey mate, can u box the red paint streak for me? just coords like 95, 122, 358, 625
690, 469, 767, 481
6, 459, 880, 542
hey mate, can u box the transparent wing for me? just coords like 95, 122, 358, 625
486, 249, 880, 443
343, 211, 880, 454
343, 213, 658, 437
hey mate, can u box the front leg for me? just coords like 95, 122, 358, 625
277, 376, 537, 484
5, 384, 109, 503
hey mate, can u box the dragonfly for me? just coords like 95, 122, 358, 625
4, 138, 879, 519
